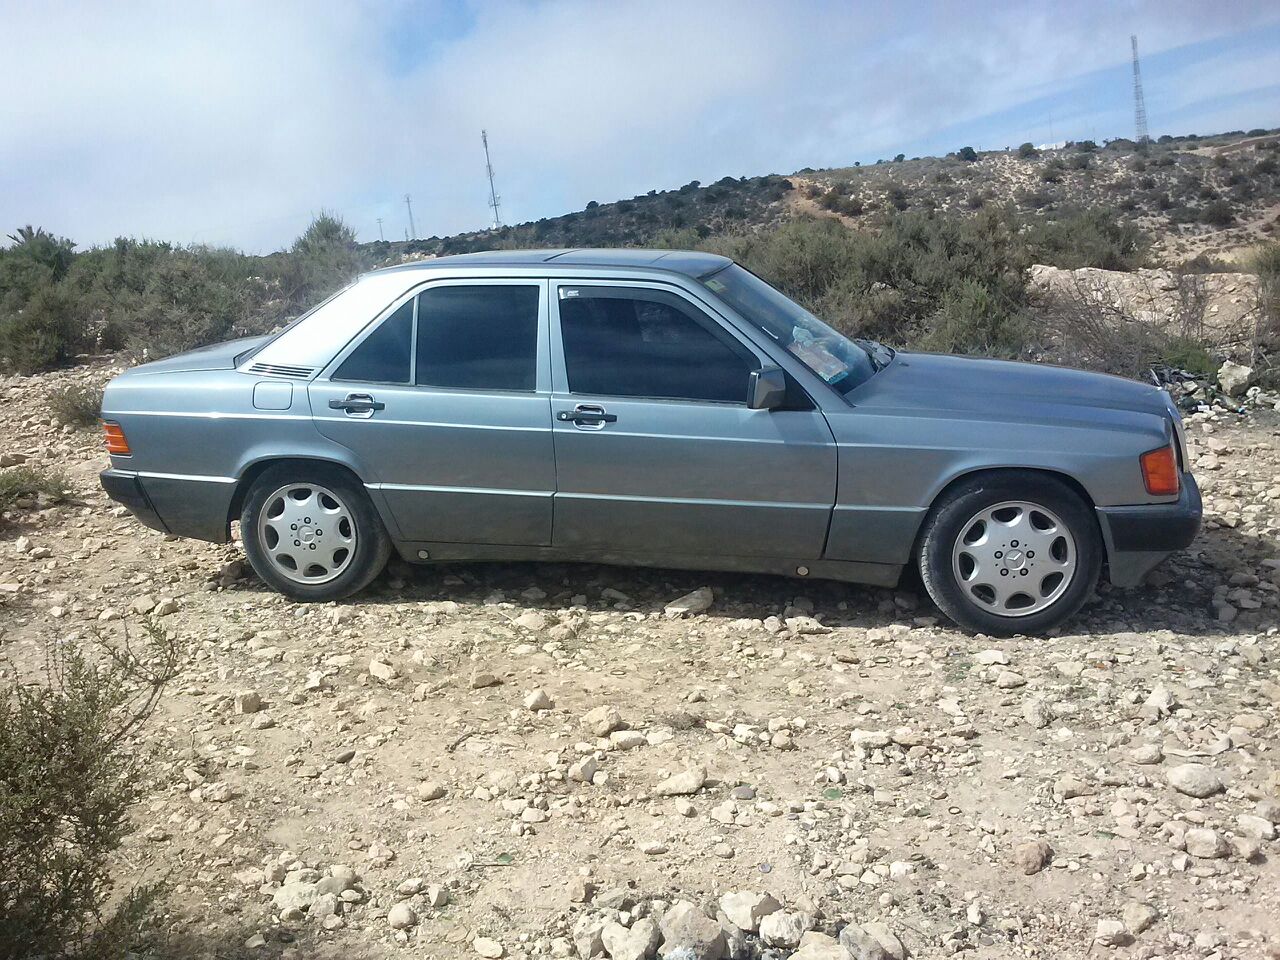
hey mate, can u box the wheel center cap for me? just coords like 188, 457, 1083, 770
300, 527, 316, 544
1005, 549, 1025, 569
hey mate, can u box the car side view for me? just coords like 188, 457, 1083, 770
99, 249, 1202, 634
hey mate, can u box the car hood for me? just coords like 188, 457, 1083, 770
123, 336, 270, 376
850, 352, 1172, 420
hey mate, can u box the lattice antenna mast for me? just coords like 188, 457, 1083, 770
1131, 35, 1150, 144
482, 130, 503, 228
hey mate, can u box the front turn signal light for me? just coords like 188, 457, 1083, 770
1140, 444, 1179, 496
102, 422, 131, 456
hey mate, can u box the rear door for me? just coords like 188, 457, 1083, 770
310, 279, 555, 546
548, 281, 837, 559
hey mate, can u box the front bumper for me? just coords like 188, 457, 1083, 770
1096, 472, 1202, 587
100, 469, 169, 535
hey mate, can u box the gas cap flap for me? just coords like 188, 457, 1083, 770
252, 381, 293, 411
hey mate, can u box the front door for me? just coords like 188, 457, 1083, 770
548, 282, 837, 560
310, 280, 555, 546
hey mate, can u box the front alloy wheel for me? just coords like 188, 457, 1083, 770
918, 473, 1101, 635
950, 500, 1077, 616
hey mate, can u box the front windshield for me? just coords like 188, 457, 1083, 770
699, 264, 889, 395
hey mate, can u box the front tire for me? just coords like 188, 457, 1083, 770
241, 464, 391, 601
917, 472, 1102, 635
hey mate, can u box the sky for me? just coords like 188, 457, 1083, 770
2, 0, 1278, 254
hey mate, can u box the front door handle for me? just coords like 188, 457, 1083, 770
329, 393, 385, 418
557, 404, 617, 428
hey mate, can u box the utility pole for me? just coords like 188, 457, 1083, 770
404, 194, 416, 240
376, 218, 385, 242
1131, 35, 1150, 144
482, 130, 503, 229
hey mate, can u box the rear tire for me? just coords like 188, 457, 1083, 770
917, 472, 1101, 635
241, 463, 390, 601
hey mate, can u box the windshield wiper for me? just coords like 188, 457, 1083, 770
854, 338, 894, 371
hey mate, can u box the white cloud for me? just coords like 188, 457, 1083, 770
0, 0, 1276, 252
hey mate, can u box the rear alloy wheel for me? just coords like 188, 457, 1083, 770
918, 474, 1101, 635
242, 465, 390, 601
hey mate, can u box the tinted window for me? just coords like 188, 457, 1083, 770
416, 285, 539, 391
334, 299, 412, 382
558, 288, 754, 402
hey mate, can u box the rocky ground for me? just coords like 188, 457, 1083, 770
3, 360, 1280, 960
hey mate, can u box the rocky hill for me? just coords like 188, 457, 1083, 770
376, 130, 1280, 270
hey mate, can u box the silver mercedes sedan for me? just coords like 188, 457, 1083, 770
99, 249, 1200, 634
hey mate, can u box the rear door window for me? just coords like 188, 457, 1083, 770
415, 285, 540, 391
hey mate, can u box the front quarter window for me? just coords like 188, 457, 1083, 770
701, 264, 882, 394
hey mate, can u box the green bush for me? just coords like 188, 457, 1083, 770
1017, 142, 1039, 158
0, 628, 179, 959
0, 465, 71, 509
47, 384, 103, 427
1199, 200, 1235, 227
699, 208, 1032, 358
1023, 207, 1149, 271
957, 146, 978, 162
0, 281, 92, 373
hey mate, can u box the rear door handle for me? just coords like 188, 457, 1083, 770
557, 404, 617, 428
329, 393, 385, 418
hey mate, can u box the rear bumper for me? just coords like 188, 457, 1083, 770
100, 469, 169, 534
100, 469, 235, 543
1096, 473, 1202, 587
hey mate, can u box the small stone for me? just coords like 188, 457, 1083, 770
581, 705, 623, 736
386, 901, 417, 931
790, 932, 851, 960
417, 780, 447, 801
658, 901, 726, 959
758, 910, 812, 949
1012, 839, 1053, 875
569, 755, 599, 783
369, 658, 398, 682
273, 881, 318, 913
652, 766, 706, 797
717, 891, 781, 932
1122, 901, 1158, 935
470, 671, 502, 689
233, 691, 263, 714
1095, 920, 1133, 947
472, 937, 504, 958
839, 922, 905, 960
1166, 763, 1224, 798
130, 594, 156, 615
1237, 814, 1276, 840
1184, 827, 1228, 859
153, 598, 178, 616
664, 586, 714, 617
1129, 742, 1163, 765
524, 688, 554, 711
601, 917, 660, 960
1218, 359, 1253, 396
995, 670, 1026, 689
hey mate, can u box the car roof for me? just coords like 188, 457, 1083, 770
374, 248, 732, 279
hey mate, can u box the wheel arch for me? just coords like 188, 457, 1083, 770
228, 456, 371, 528
912, 466, 1102, 560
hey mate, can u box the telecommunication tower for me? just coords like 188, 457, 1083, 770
482, 130, 503, 228
1131, 35, 1150, 144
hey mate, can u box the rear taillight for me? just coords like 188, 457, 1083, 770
1140, 444, 1179, 496
102, 422, 131, 456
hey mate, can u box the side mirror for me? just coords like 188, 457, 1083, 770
748, 366, 787, 410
